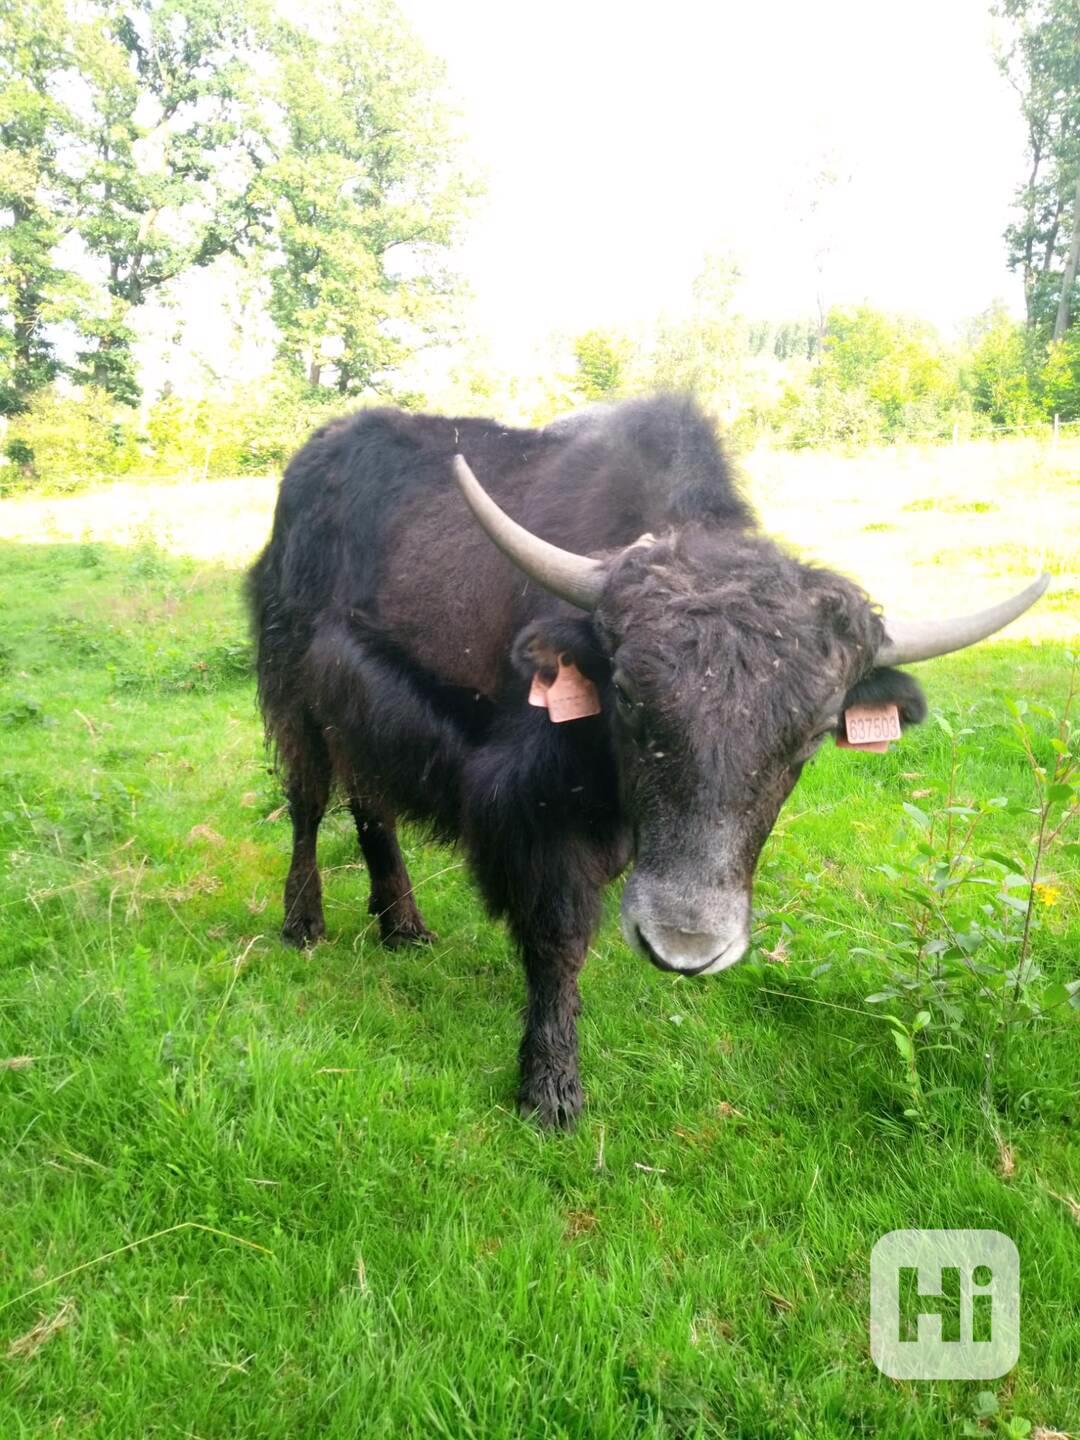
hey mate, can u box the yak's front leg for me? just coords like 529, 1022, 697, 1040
510, 879, 602, 1129
518, 942, 586, 1128
464, 720, 619, 1129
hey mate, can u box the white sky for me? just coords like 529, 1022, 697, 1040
135, 0, 1028, 394
398, 0, 1026, 365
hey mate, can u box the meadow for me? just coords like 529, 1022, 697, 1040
0, 434, 1077, 1438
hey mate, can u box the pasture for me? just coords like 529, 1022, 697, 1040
0, 435, 1077, 1438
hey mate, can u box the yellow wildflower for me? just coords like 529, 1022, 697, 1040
1034, 883, 1063, 908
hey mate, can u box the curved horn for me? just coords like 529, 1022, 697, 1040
876, 573, 1051, 666
453, 454, 606, 610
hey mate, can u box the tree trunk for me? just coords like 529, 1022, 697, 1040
308, 359, 321, 387
90, 332, 122, 388
1052, 170, 1080, 341
10, 202, 40, 406
1021, 133, 1043, 328
1042, 197, 1064, 273
14, 299, 37, 381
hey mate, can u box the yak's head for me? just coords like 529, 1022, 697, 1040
454, 455, 1049, 977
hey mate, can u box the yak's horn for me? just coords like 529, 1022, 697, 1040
876, 573, 1051, 666
453, 454, 606, 610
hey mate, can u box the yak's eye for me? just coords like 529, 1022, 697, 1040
794, 720, 838, 765
612, 676, 644, 732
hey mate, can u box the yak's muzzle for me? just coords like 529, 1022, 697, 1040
621, 872, 751, 976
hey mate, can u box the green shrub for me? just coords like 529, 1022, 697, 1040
964, 305, 1042, 428
767, 307, 967, 448
569, 329, 631, 402
1038, 329, 1080, 422
0, 372, 358, 493
773, 378, 885, 449
855, 670, 1079, 1119
0, 386, 144, 493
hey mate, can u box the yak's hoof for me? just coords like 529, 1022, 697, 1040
519, 1071, 584, 1130
370, 897, 435, 948
282, 911, 325, 948
381, 919, 436, 949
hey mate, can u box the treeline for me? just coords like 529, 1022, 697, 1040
4, 292, 1079, 492
770, 0, 1080, 446
768, 301, 1080, 447
559, 284, 1080, 452
4, 0, 1080, 489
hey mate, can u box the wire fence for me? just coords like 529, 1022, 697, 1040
756, 413, 1080, 454
936, 415, 1080, 444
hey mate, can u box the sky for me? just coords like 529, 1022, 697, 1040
135, 0, 1029, 394
396, 0, 1026, 367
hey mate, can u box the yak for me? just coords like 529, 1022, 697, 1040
248, 395, 1048, 1126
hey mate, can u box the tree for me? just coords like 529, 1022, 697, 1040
823, 307, 959, 433
646, 254, 748, 402
787, 152, 851, 358
997, 0, 1080, 335
965, 304, 1041, 425
265, 0, 472, 394
72, 0, 272, 403
775, 307, 963, 446
0, 0, 87, 414
569, 329, 629, 403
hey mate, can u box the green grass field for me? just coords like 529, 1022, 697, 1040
1, 447, 1078, 1437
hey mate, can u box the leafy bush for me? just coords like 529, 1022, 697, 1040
0, 371, 358, 493
570, 329, 631, 402
0, 386, 144, 493
771, 307, 966, 447
858, 665, 1079, 1119
1037, 327, 1080, 421
964, 305, 1043, 428
141, 373, 345, 478
773, 378, 885, 449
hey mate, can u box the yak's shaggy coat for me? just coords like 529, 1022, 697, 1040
250, 397, 925, 1125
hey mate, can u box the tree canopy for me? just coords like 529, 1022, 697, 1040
0, 0, 472, 413
998, 0, 1080, 336
0, 0, 86, 413
266, 1, 471, 393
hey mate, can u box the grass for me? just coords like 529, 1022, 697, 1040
1, 442, 1078, 1437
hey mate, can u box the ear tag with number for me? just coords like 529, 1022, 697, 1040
530, 658, 600, 723
836, 702, 901, 753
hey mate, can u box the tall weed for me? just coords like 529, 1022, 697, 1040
860, 659, 1079, 1116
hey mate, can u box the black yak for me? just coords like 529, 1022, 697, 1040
248, 395, 1048, 1125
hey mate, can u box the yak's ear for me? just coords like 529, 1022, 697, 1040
842, 666, 928, 729
511, 616, 611, 687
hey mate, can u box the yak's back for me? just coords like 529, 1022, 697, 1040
526, 394, 753, 550
251, 394, 753, 628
